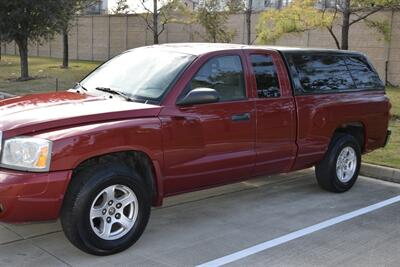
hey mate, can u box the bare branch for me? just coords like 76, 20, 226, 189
349, 7, 383, 26
327, 4, 339, 28
139, 0, 153, 14
159, 22, 166, 35
326, 26, 341, 49
160, 9, 171, 24
250, 34, 258, 45
139, 11, 154, 31
132, 0, 156, 32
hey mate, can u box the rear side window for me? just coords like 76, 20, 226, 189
188, 55, 246, 102
290, 54, 355, 93
345, 56, 384, 89
250, 54, 281, 98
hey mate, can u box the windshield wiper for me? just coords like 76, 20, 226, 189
75, 82, 88, 91
95, 87, 135, 102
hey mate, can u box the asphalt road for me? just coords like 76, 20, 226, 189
1, 169, 400, 267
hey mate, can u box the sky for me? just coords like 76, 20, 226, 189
108, 0, 156, 13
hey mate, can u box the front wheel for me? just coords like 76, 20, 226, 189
61, 162, 151, 255
315, 134, 361, 193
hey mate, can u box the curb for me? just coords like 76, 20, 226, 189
360, 163, 400, 184
0, 92, 16, 99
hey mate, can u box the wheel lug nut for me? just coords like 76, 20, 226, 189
107, 217, 111, 223
108, 200, 113, 206
116, 203, 122, 209
115, 213, 121, 219
102, 209, 107, 215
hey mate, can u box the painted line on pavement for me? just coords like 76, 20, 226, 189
198, 195, 400, 267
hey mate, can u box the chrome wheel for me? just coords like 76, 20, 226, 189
90, 184, 138, 241
336, 146, 357, 183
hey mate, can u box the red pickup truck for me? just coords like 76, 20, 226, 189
0, 44, 391, 255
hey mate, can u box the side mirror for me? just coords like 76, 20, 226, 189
177, 88, 220, 106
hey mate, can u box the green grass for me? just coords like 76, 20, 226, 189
363, 86, 400, 169
386, 87, 400, 119
0, 55, 100, 95
0, 55, 399, 168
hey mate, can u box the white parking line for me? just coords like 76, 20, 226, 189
197, 195, 400, 267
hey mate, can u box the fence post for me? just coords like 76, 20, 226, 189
125, 15, 129, 50
49, 38, 52, 57
145, 27, 148, 46
91, 16, 94, 61
108, 15, 111, 59
166, 24, 169, 43
385, 9, 395, 86
76, 17, 80, 60
242, 12, 247, 44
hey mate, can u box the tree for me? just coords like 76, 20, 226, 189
257, 0, 334, 45
245, 0, 253, 44
112, 0, 130, 14
0, 1, 67, 80
137, 0, 190, 44
60, 0, 97, 69
195, 0, 237, 43
256, 0, 400, 50
322, 0, 399, 50
244, 0, 285, 45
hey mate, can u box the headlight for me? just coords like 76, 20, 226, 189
1, 137, 52, 172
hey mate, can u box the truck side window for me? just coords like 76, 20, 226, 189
291, 54, 355, 93
345, 56, 384, 90
189, 55, 246, 102
250, 54, 281, 98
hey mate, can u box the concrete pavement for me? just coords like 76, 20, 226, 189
1, 169, 400, 267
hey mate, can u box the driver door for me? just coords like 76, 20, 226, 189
159, 53, 256, 195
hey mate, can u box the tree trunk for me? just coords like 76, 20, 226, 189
276, 0, 283, 9
16, 37, 29, 80
246, 0, 253, 45
62, 28, 69, 68
153, 0, 159, 44
341, 0, 351, 50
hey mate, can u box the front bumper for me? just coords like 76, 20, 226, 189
0, 169, 72, 223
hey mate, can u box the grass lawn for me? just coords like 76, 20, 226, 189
363, 87, 400, 169
0, 55, 399, 168
0, 55, 100, 95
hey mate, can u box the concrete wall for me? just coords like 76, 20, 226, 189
2, 11, 400, 85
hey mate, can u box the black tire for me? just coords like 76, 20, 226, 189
60, 161, 151, 256
315, 133, 361, 193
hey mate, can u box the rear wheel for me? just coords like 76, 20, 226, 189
315, 134, 361, 193
61, 162, 151, 255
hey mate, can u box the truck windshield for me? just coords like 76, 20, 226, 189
79, 48, 195, 103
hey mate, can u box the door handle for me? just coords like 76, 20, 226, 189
231, 113, 250, 122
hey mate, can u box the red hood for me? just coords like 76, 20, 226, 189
0, 92, 161, 138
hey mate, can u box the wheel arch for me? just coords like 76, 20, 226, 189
71, 150, 164, 207
331, 121, 366, 153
